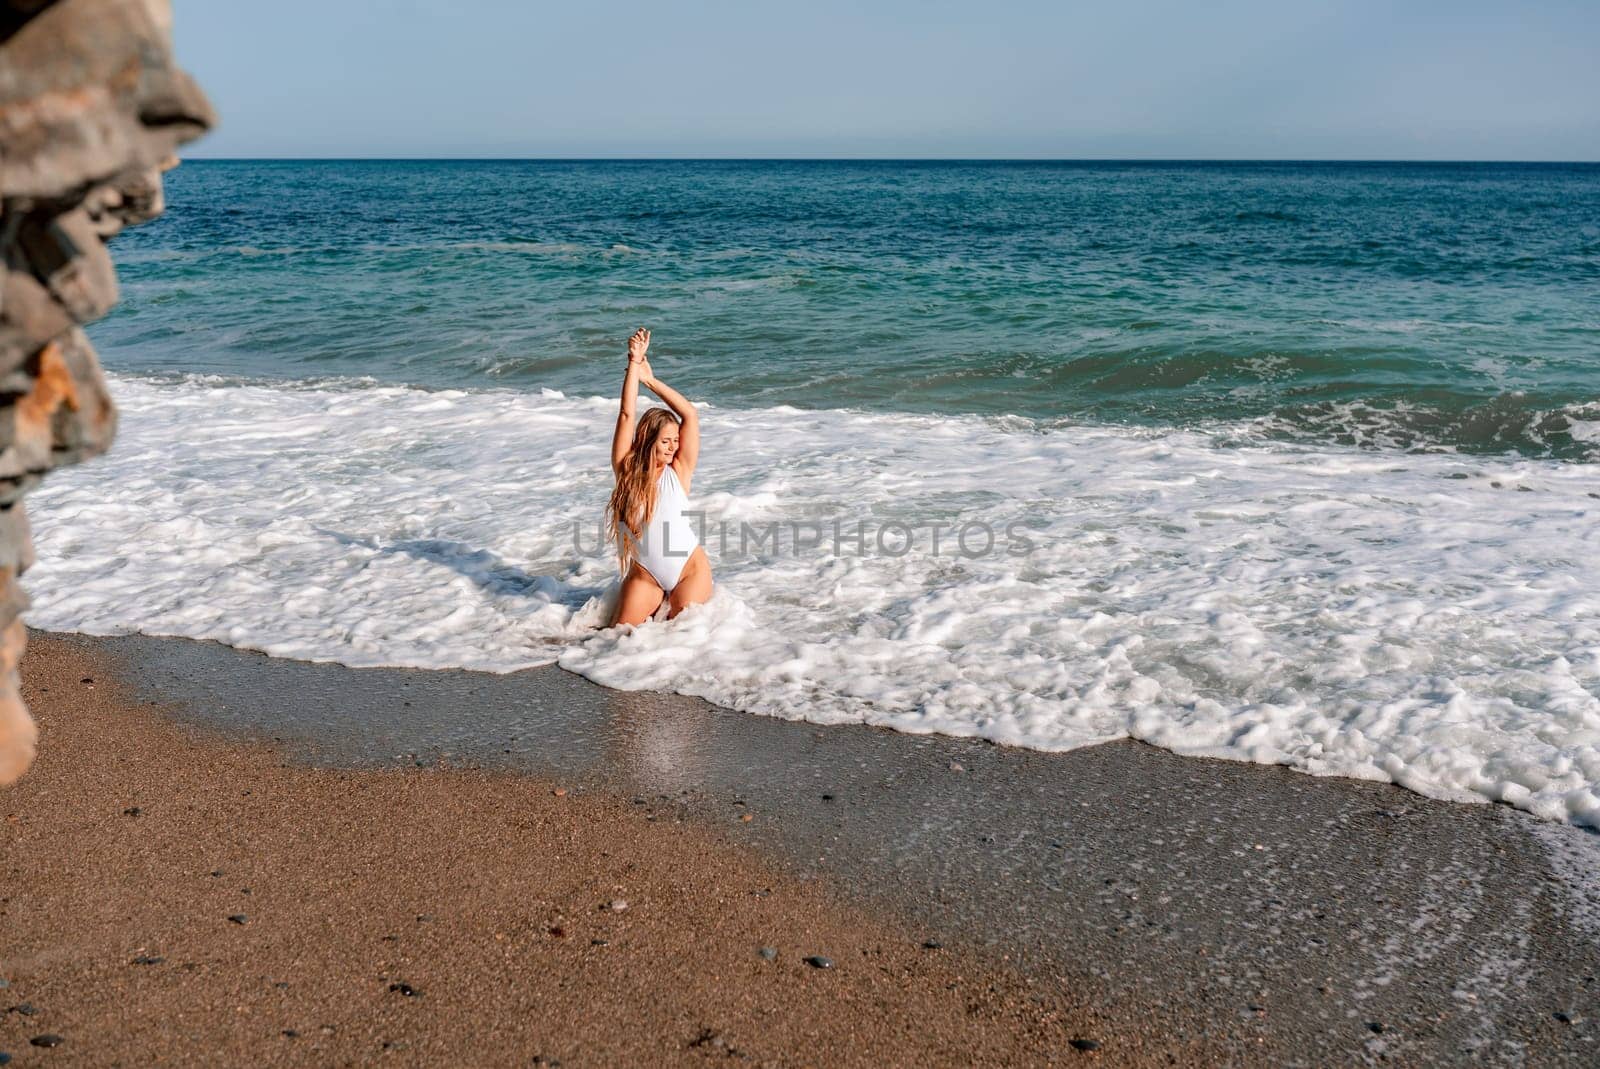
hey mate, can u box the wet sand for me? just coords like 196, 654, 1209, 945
0, 633, 1149, 1067
5, 630, 1600, 1066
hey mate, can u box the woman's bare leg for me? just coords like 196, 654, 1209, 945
666, 546, 713, 619
612, 564, 665, 627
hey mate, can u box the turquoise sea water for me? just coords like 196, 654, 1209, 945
98, 160, 1600, 459
35, 160, 1600, 826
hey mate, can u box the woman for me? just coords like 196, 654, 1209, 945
606, 328, 714, 626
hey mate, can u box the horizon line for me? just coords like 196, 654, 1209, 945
180, 156, 1600, 165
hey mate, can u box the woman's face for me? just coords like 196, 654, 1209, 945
652, 425, 679, 468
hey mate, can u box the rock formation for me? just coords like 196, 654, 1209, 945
0, 0, 213, 783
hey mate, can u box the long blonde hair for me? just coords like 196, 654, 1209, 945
606, 407, 679, 574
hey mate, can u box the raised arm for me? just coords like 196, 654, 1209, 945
611, 328, 649, 473
643, 368, 699, 488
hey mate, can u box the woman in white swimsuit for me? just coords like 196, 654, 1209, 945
606, 327, 714, 626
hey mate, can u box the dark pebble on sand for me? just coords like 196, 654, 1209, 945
803, 955, 833, 969
1068, 1038, 1100, 1052
122, 806, 141, 816
1367, 1021, 1385, 1034
758, 947, 778, 961
0, 1051, 10, 1064
282, 1029, 299, 1038
30, 1035, 63, 1048
1554, 1011, 1578, 1025
131, 955, 164, 966
80, 677, 93, 684
227, 914, 248, 925
922, 940, 943, 950
821, 793, 834, 801
389, 982, 418, 997
591, 939, 608, 946
9, 1005, 35, 1017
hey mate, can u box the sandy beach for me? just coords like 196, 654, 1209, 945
4, 629, 1597, 1067
2, 632, 1131, 1067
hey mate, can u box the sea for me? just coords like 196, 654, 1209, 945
25, 159, 1600, 828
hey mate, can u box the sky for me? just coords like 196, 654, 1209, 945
174, 0, 1599, 160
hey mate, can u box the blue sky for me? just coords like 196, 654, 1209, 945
176, 0, 1598, 159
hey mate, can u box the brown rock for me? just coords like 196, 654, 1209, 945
0, 0, 213, 785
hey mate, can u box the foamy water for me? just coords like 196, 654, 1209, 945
24, 374, 1600, 828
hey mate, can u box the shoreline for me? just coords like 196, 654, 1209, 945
6, 629, 1600, 1065
3, 633, 1113, 1067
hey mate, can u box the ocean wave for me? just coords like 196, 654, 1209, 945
1250, 396, 1600, 461
22, 373, 1600, 830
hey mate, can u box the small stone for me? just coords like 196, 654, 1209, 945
739, 813, 754, 823
1553, 1011, 1578, 1025
821, 794, 834, 801
590, 939, 609, 946
1367, 1022, 1385, 1034
0, 1051, 10, 1064
922, 940, 943, 950
608, 898, 629, 912
227, 914, 248, 925
122, 806, 141, 816
758, 947, 778, 961
131, 955, 164, 966
80, 677, 93, 684
949, 762, 965, 772
30, 1035, 64, 1048
552, 788, 567, 797
388, 982, 418, 997
12, 1004, 36, 1017
210, 870, 223, 878
1068, 1038, 1100, 1052
281, 1029, 299, 1038
548, 926, 566, 938
803, 955, 833, 969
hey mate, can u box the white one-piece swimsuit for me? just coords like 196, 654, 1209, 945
633, 465, 701, 593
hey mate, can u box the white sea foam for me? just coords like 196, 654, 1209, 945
24, 374, 1600, 828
